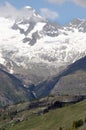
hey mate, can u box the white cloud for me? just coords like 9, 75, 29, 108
47, 0, 86, 7
40, 8, 58, 20
0, 2, 18, 18
0, 2, 36, 20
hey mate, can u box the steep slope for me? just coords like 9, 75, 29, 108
34, 56, 86, 98
51, 56, 86, 95
0, 68, 34, 106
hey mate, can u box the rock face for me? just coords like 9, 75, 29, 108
0, 6, 86, 100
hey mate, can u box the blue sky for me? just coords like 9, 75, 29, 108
0, 0, 86, 25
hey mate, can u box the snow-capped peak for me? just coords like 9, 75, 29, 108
66, 18, 86, 32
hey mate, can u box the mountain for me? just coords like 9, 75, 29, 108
0, 6, 86, 100
31, 56, 86, 98
51, 56, 86, 96
0, 55, 85, 105
66, 18, 86, 32
0, 67, 35, 106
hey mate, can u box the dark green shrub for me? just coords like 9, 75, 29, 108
59, 127, 63, 130
84, 117, 86, 123
72, 119, 84, 128
0, 127, 6, 130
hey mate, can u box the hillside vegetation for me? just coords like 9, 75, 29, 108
0, 99, 86, 130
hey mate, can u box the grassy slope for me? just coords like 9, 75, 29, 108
4, 99, 86, 130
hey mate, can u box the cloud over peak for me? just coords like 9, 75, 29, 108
0, 2, 39, 20
0, 2, 58, 21
40, 8, 58, 20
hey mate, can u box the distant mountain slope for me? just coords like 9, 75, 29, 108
0, 68, 34, 106
51, 56, 86, 95
34, 56, 86, 98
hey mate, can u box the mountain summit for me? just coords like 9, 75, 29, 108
66, 18, 86, 32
